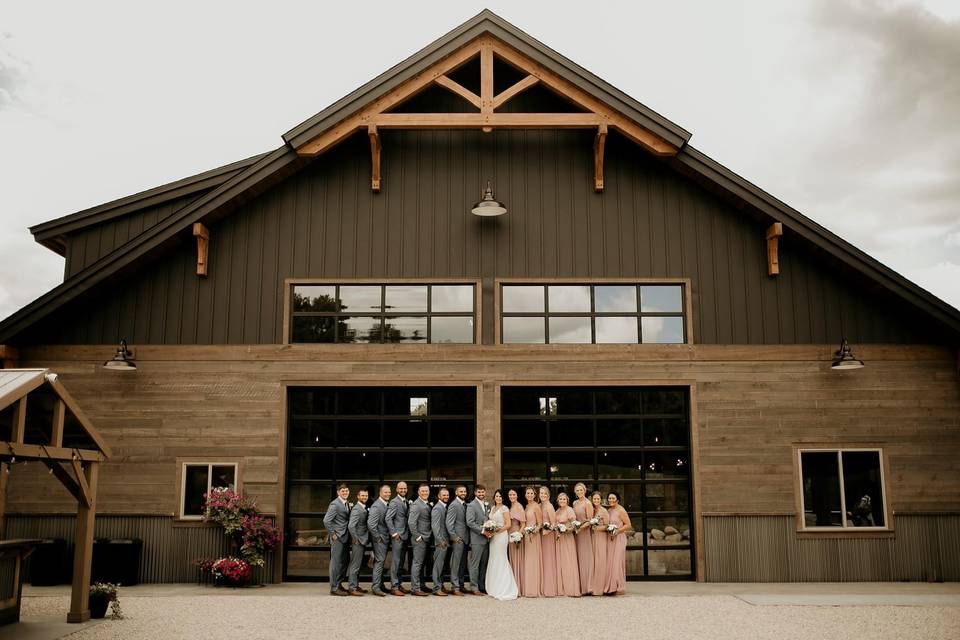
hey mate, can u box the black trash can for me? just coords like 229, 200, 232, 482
29, 538, 70, 586
91, 538, 143, 586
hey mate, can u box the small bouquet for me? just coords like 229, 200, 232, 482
556, 523, 570, 535
523, 525, 539, 539
509, 531, 523, 545
571, 520, 583, 530
588, 516, 600, 527
541, 521, 553, 532
482, 520, 497, 533
606, 523, 619, 534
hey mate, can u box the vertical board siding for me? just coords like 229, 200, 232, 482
6, 515, 277, 584
29, 131, 949, 346
701, 515, 960, 582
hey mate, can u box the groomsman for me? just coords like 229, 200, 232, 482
386, 481, 410, 595
346, 488, 370, 596
445, 485, 469, 595
407, 484, 433, 596
366, 484, 392, 597
322, 483, 351, 596
430, 487, 451, 596
465, 484, 491, 595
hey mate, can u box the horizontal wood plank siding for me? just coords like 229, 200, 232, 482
701, 514, 960, 582
5, 515, 277, 584
28, 129, 949, 346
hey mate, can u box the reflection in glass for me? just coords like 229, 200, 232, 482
383, 420, 428, 447
336, 419, 380, 447
183, 466, 209, 516
502, 419, 547, 448
502, 317, 546, 343
597, 450, 643, 479
429, 451, 474, 481
292, 285, 338, 312
288, 484, 333, 513
382, 317, 428, 343
430, 420, 474, 448
291, 316, 336, 343
549, 419, 594, 447
595, 286, 637, 312
552, 389, 592, 415
212, 465, 237, 488
645, 483, 689, 512
502, 286, 545, 312
289, 419, 336, 447
548, 285, 591, 312
431, 317, 474, 343
338, 316, 381, 343
596, 419, 641, 447
640, 285, 683, 313
383, 452, 429, 480
337, 451, 381, 479
384, 285, 427, 312
841, 451, 885, 527
595, 316, 638, 343
548, 317, 592, 343
645, 451, 689, 480
802, 451, 843, 527
643, 390, 685, 415
643, 418, 689, 446
503, 451, 547, 480
338, 285, 382, 313
431, 285, 474, 312
641, 317, 684, 344
288, 452, 336, 479
288, 517, 329, 546
596, 483, 644, 512
549, 450, 594, 479
428, 388, 475, 416
595, 389, 641, 414
409, 397, 428, 416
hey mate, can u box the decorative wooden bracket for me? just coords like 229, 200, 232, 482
766, 222, 783, 276
71, 458, 93, 508
192, 223, 209, 277
594, 123, 608, 192
435, 76, 481, 108
493, 75, 539, 109
52, 398, 65, 448
43, 459, 82, 503
368, 125, 381, 192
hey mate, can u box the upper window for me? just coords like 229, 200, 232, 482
289, 283, 476, 344
179, 462, 238, 519
499, 283, 686, 344
798, 449, 887, 530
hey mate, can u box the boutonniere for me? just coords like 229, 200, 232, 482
484, 501, 489, 507
407, 499, 414, 505
348, 502, 353, 509
429, 502, 434, 507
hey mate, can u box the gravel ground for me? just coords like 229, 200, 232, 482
20, 592, 960, 640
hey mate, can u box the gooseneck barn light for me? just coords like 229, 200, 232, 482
471, 181, 507, 217
103, 338, 137, 372
831, 338, 864, 370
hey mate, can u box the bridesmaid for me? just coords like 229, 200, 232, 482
588, 491, 609, 596
507, 488, 525, 592
604, 491, 631, 595
520, 486, 542, 597
554, 492, 581, 597
538, 485, 560, 597
572, 482, 594, 596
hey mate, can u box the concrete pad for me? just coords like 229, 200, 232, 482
0, 615, 103, 640
736, 593, 960, 607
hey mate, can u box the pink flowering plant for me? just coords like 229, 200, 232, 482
203, 487, 258, 535
240, 514, 281, 567
210, 557, 252, 587
202, 486, 280, 570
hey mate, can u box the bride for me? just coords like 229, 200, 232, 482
484, 489, 518, 601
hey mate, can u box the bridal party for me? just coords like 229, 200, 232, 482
323, 481, 632, 599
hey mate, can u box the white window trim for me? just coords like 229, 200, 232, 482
797, 447, 889, 531
179, 462, 240, 520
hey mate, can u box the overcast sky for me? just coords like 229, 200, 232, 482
1, 0, 958, 322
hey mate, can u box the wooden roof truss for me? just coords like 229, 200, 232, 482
296, 36, 679, 192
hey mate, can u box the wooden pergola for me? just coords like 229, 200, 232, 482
0, 369, 112, 623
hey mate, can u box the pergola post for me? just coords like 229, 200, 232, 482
66, 461, 98, 623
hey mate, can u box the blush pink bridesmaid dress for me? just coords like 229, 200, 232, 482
539, 502, 560, 597
588, 506, 608, 596
555, 505, 581, 597
573, 498, 594, 595
508, 503, 525, 591
604, 507, 627, 594
521, 503, 542, 597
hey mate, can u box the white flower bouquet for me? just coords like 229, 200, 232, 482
606, 523, 618, 534
509, 531, 523, 545
541, 521, 553, 532
523, 525, 539, 538
571, 520, 583, 530
588, 516, 600, 527
482, 520, 497, 533
556, 523, 570, 535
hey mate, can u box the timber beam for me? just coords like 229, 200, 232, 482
434, 76, 481, 109
493, 75, 539, 109
767, 222, 783, 276
192, 223, 210, 277
43, 460, 82, 504
0, 442, 105, 463
369, 113, 607, 129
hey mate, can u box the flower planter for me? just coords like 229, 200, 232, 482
89, 594, 110, 619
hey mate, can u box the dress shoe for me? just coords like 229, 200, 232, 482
349, 588, 364, 596
433, 590, 448, 597
418, 588, 432, 595
412, 590, 429, 597
356, 587, 369, 593
390, 589, 405, 596
398, 586, 411, 594
442, 587, 454, 595
449, 590, 464, 596
372, 589, 387, 597
330, 590, 348, 597
336, 586, 350, 594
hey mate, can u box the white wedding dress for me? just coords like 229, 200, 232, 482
484, 505, 518, 601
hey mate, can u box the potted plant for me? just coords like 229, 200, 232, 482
201, 487, 281, 584
210, 556, 252, 587
89, 582, 123, 619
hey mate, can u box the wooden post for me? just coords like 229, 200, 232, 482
766, 222, 783, 276
480, 41, 494, 132
11, 397, 26, 444
594, 123, 608, 192
192, 223, 210, 277
67, 461, 98, 623
368, 125, 381, 192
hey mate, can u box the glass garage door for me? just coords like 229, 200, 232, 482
284, 387, 476, 580
501, 386, 693, 579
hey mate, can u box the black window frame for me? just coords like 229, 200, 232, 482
498, 282, 687, 344
288, 282, 477, 344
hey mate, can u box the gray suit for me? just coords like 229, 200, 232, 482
431, 501, 450, 592
347, 502, 369, 590
407, 498, 433, 591
465, 498, 490, 592
445, 498, 469, 590
366, 498, 390, 591
386, 496, 409, 586
322, 497, 351, 592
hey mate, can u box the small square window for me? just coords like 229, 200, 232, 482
799, 449, 887, 530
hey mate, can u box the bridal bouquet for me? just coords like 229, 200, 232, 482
482, 520, 497, 533
509, 531, 523, 545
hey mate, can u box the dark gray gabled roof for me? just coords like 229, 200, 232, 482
30, 152, 268, 255
282, 9, 692, 151
0, 10, 958, 344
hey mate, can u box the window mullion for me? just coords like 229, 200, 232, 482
837, 450, 848, 528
